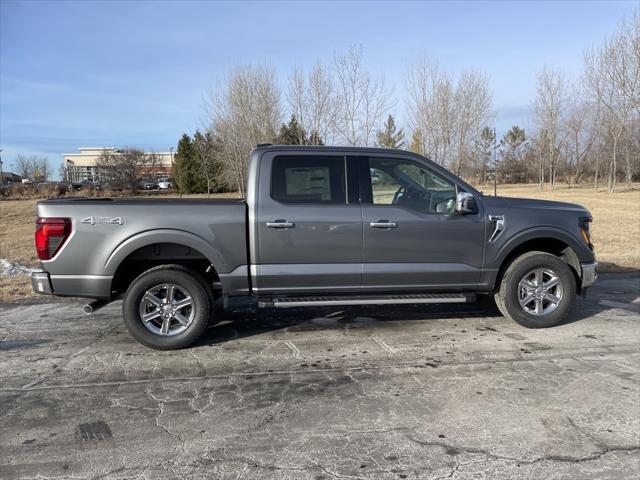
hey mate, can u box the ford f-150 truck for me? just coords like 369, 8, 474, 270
31, 145, 597, 349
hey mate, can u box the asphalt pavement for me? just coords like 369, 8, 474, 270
1, 274, 639, 479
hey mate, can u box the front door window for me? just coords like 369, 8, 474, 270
369, 158, 456, 214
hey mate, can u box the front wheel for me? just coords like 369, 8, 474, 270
495, 251, 577, 328
123, 265, 212, 350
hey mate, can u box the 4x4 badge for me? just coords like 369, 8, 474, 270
81, 217, 124, 226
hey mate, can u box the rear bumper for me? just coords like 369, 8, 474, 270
31, 271, 53, 295
31, 271, 112, 299
581, 261, 598, 289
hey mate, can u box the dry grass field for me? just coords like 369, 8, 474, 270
0, 184, 638, 302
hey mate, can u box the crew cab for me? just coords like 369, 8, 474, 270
32, 145, 597, 349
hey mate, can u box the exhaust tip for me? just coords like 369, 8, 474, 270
83, 299, 110, 315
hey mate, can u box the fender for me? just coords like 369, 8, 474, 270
493, 225, 586, 268
104, 229, 230, 276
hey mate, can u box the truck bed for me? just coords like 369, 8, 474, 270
36, 197, 249, 298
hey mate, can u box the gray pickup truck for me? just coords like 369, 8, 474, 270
32, 145, 597, 349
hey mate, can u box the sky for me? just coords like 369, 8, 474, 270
0, 0, 637, 177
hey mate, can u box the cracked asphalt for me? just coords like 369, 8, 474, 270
1, 274, 639, 479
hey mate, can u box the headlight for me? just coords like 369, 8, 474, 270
579, 217, 593, 249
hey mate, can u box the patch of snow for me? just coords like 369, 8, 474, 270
0, 259, 39, 277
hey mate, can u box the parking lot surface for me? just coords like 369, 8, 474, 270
1, 274, 639, 479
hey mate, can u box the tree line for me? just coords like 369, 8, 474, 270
173, 10, 636, 195
13, 155, 52, 182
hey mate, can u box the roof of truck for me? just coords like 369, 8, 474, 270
252, 144, 425, 156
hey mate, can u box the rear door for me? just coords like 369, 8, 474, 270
359, 155, 485, 291
254, 152, 362, 294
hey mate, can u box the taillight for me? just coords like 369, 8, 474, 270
35, 217, 72, 260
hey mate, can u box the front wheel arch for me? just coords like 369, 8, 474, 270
493, 237, 581, 294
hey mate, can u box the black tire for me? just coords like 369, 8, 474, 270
496, 251, 577, 328
123, 265, 212, 350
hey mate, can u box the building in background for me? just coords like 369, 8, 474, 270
62, 147, 173, 183
0, 172, 22, 185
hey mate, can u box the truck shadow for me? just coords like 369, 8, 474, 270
195, 293, 625, 347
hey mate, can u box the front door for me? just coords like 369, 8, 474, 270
255, 153, 362, 294
359, 155, 485, 291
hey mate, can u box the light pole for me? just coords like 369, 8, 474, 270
493, 128, 498, 196
169, 146, 174, 184
0, 149, 4, 187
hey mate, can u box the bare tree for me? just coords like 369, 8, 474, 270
565, 89, 599, 186
286, 67, 308, 145
452, 70, 494, 176
206, 63, 281, 196
406, 57, 453, 166
14, 154, 50, 182
283, 61, 336, 146
332, 45, 392, 146
58, 162, 68, 182
534, 66, 569, 190
95, 148, 160, 192
407, 57, 493, 175
584, 11, 639, 192
15, 155, 33, 180
307, 61, 336, 144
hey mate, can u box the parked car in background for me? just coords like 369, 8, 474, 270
142, 181, 158, 190
158, 180, 172, 190
101, 182, 122, 192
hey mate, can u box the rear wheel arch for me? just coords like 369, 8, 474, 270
110, 240, 221, 297
106, 230, 228, 275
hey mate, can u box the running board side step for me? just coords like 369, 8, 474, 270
259, 293, 476, 309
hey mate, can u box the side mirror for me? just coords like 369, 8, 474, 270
456, 192, 477, 214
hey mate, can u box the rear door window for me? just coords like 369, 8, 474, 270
271, 156, 346, 204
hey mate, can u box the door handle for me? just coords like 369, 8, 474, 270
266, 221, 295, 229
370, 221, 397, 228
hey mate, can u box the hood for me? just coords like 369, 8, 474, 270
502, 196, 590, 214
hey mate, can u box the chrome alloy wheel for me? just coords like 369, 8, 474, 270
517, 268, 564, 316
138, 284, 195, 336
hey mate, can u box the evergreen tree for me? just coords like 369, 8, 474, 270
276, 115, 308, 145
501, 125, 526, 151
477, 126, 497, 183
376, 114, 405, 149
173, 133, 200, 194
499, 126, 528, 183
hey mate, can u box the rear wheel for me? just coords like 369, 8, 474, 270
123, 265, 212, 349
495, 251, 576, 328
